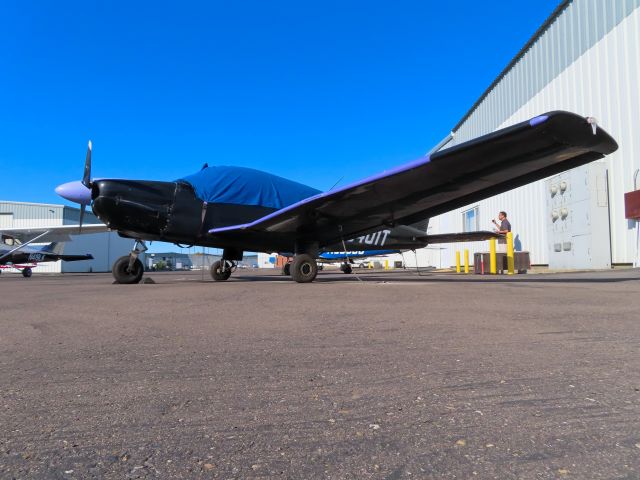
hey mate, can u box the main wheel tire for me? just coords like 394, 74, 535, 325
22, 267, 32, 278
112, 256, 144, 284
291, 254, 318, 283
211, 260, 232, 281
342, 264, 352, 274
282, 263, 291, 276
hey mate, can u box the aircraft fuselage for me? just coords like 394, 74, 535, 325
91, 179, 430, 255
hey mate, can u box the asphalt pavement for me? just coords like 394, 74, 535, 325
1, 268, 639, 479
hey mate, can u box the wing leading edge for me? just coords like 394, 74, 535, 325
0, 224, 109, 244
209, 111, 618, 248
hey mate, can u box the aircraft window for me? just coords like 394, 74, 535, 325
1, 235, 21, 246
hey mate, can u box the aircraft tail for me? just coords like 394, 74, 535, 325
408, 218, 429, 233
41, 242, 65, 254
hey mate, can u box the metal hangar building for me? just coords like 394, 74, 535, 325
0, 200, 134, 273
399, 0, 640, 270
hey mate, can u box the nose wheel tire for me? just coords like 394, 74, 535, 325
22, 267, 33, 278
211, 260, 232, 281
291, 254, 318, 283
112, 256, 144, 284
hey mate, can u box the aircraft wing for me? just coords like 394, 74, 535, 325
0, 224, 109, 243
209, 111, 617, 248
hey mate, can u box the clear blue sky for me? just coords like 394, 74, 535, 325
1, 1, 560, 250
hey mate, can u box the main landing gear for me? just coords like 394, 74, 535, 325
211, 260, 236, 281
112, 239, 146, 284
281, 255, 319, 283
290, 254, 318, 283
282, 262, 291, 276
340, 262, 353, 274
22, 267, 32, 278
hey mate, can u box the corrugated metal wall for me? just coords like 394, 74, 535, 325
1, 201, 65, 272
451, 0, 639, 146
432, 0, 640, 267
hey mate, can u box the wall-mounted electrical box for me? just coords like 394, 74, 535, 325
545, 163, 611, 269
624, 190, 640, 219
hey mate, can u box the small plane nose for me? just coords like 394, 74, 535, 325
55, 180, 92, 205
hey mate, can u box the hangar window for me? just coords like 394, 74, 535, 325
462, 207, 479, 232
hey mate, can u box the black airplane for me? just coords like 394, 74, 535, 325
55, 111, 617, 283
0, 237, 93, 277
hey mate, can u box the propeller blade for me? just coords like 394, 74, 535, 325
82, 140, 92, 187
78, 204, 86, 233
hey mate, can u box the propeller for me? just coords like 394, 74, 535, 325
79, 141, 92, 231
55, 140, 93, 232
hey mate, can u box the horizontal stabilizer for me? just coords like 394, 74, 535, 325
57, 254, 94, 262
421, 231, 503, 244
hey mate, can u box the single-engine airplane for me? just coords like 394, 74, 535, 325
0, 235, 94, 277
54, 111, 617, 283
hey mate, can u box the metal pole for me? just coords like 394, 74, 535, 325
506, 232, 515, 275
455, 251, 461, 273
464, 249, 469, 274
635, 170, 640, 268
489, 238, 497, 274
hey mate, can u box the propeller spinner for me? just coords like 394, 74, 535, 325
55, 140, 93, 231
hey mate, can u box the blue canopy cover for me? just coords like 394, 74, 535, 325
180, 166, 321, 210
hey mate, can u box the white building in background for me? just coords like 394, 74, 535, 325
389, 0, 640, 270
0, 200, 134, 273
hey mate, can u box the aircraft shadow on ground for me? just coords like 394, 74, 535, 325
178, 270, 640, 285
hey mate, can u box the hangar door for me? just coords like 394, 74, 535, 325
0, 213, 13, 228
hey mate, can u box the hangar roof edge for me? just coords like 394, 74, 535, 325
451, 0, 571, 133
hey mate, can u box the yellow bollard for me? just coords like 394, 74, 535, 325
464, 249, 469, 274
489, 238, 497, 274
455, 251, 461, 273
384, 259, 389, 270
506, 232, 515, 275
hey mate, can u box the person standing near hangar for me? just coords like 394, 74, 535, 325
492, 211, 511, 252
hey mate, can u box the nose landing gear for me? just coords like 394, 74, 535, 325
211, 259, 236, 281
112, 239, 147, 284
